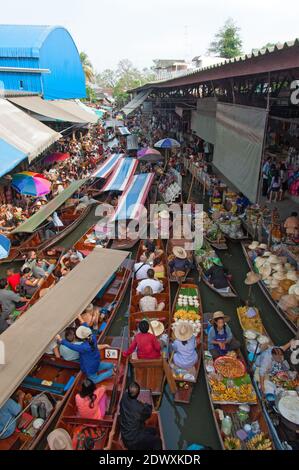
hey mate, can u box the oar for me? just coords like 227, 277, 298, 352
106, 329, 126, 416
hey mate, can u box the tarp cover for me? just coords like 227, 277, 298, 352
48, 100, 98, 124
0, 248, 129, 408
0, 138, 27, 177
0, 99, 61, 162
122, 89, 152, 116
92, 154, 123, 179
12, 179, 87, 233
8, 96, 91, 123
191, 98, 217, 144
101, 157, 138, 193
213, 103, 267, 203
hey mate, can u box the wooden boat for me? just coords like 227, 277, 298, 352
241, 241, 297, 335
166, 238, 193, 283
0, 257, 132, 450
201, 211, 228, 250
195, 240, 237, 298
46, 338, 128, 450
169, 283, 203, 404
106, 389, 166, 450
202, 312, 275, 450
236, 305, 298, 450
205, 235, 228, 251
216, 216, 248, 243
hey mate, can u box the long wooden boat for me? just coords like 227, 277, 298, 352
236, 305, 298, 450
169, 283, 203, 404
195, 240, 237, 298
0, 258, 132, 450
166, 238, 193, 283
202, 312, 275, 451
241, 241, 297, 335
46, 338, 128, 450
204, 236, 228, 251
106, 389, 166, 450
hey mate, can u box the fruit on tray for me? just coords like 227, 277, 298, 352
237, 306, 264, 333
174, 309, 201, 321
247, 433, 272, 450
224, 437, 241, 450
210, 379, 257, 403
214, 356, 246, 378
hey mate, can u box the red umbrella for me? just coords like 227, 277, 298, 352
44, 152, 71, 165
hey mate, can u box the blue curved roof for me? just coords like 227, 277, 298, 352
0, 25, 63, 57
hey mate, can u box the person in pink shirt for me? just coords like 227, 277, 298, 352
75, 379, 107, 420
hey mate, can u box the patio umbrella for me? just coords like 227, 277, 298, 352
44, 152, 71, 165
137, 148, 164, 163
0, 235, 11, 260
12, 172, 51, 197
154, 138, 181, 149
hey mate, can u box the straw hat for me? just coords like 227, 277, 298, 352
273, 272, 286, 281
262, 251, 272, 257
248, 241, 259, 250
245, 271, 261, 285
173, 322, 194, 341
258, 243, 268, 250
285, 263, 293, 270
255, 257, 267, 269
173, 246, 187, 259
268, 255, 280, 264
287, 271, 298, 282
273, 264, 285, 272
259, 263, 272, 280
47, 429, 73, 451
289, 283, 299, 296
270, 279, 280, 289
150, 320, 165, 337
159, 210, 169, 219
279, 295, 298, 309
76, 325, 92, 340
211, 311, 230, 324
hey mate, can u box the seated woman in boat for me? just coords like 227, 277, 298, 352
75, 379, 107, 420
205, 260, 230, 292
56, 325, 114, 385
19, 268, 44, 298
59, 327, 81, 362
255, 346, 291, 398
141, 240, 163, 262
78, 304, 100, 333
134, 254, 151, 281
152, 256, 165, 279
60, 249, 84, 275
172, 323, 198, 370
208, 311, 240, 359
139, 287, 165, 312
123, 320, 162, 360
0, 391, 25, 440
137, 269, 164, 295
168, 247, 192, 278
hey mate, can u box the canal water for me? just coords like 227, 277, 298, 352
1, 172, 293, 450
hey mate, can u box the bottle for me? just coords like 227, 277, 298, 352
221, 416, 232, 436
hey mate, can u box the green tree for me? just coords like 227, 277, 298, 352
96, 69, 117, 88
208, 18, 242, 58
80, 51, 94, 84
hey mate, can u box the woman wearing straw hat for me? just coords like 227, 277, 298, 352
123, 320, 162, 360
169, 247, 192, 278
172, 323, 198, 370
208, 312, 240, 359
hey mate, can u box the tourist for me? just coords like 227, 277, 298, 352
268, 171, 282, 203
78, 304, 100, 332
59, 327, 81, 362
279, 162, 289, 200
75, 379, 107, 420
119, 382, 162, 450
136, 269, 163, 295
208, 311, 240, 359
134, 254, 151, 281
139, 287, 165, 312
152, 256, 165, 279
0, 279, 27, 332
6, 268, 21, 293
123, 320, 162, 359
262, 157, 271, 196
0, 391, 25, 440
56, 325, 114, 384
172, 323, 198, 370
168, 247, 192, 279
284, 212, 299, 239
205, 261, 230, 292
19, 268, 43, 297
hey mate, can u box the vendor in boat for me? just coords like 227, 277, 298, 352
236, 192, 251, 215
208, 311, 240, 359
19, 268, 43, 297
172, 323, 198, 370
284, 211, 299, 240
134, 254, 151, 281
120, 382, 162, 450
139, 287, 165, 312
0, 278, 27, 332
0, 391, 25, 440
137, 269, 164, 295
205, 259, 230, 292
168, 247, 192, 278
255, 346, 291, 397
56, 325, 114, 384
123, 320, 162, 360
75, 379, 107, 420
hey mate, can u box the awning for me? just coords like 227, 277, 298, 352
75, 100, 102, 122
48, 100, 98, 124
0, 248, 129, 408
0, 99, 61, 163
105, 119, 124, 128
112, 173, 155, 221
118, 126, 131, 136
122, 89, 152, 116
12, 179, 87, 234
0, 138, 27, 177
92, 153, 123, 179
101, 157, 138, 193
8, 96, 94, 123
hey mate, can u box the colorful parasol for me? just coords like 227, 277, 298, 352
44, 152, 71, 165
154, 138, 181, 149
12, 171, 51, 196
137, 147, 163, 162
0, 235, 11, 260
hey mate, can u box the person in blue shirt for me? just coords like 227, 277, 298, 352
208, 311, 240, 359
56, 324, 114, 384
0, 391, 25, 440
236, 192, 250, 215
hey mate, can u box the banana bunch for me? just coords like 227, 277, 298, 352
247, 433, 272, 450
210, 379, 257, 403
174, 310, 201, 321
224, 437, 241, 450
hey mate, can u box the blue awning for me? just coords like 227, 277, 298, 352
0, 139, 27, 177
